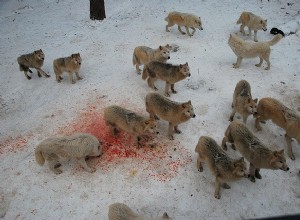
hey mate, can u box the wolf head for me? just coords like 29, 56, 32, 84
259, 19, 267, 31
182, 101, 196, 118
159, 45, 170, 60
144, 119, 158, 134
270, 149, 289, 171
246, 98, 258, 115
34, 49, 45, 61
232, 157, 248, 178
189, 15, 203, 30
71, 53, 82, 66
179, 62, 191, 77
89, 140, 103, 157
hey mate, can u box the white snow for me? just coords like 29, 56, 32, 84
0, 0, 300, 219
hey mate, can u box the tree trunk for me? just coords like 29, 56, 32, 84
90, 0, 106, 20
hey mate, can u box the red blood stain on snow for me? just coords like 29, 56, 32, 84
0, 134, 32, 154
56, 103, 192, 182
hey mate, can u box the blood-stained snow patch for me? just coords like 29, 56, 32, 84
56, 99, 192, 182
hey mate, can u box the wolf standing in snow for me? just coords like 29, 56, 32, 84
228, 33, 282, 70
229, 80, 258, 124
255, 97, 300, 160
132, 45, 171, 74
142, 61, 191, 97
165, 11, 203, 36
236, 11, 267, 42
35, 133, 102, 174
17, 49, 50, 80
222, 121, 289, 182
195, 136, 248, 199
108, 203, 170, 220
145, 92, 195, 140
53, 53, 82, 84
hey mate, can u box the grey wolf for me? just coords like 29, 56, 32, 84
229, 80, 258, 124
165, 11, 203, 36
195, 136, 247, 199
104, 105, 158, 147
35, 133, 102, 174
142, 61, 190, 97
132, 45, 171, 74
17, 49, 50, 80
145, 92, 195, 140
228, 33, 282, 70
254, 97, 300, 160
108, 203, 170, 220
53, 53, 82, 84
236, 11, 267, 42
270, 27, 285, 37
222, 121, 289, 182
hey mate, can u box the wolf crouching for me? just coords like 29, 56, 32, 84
165, 11, 203, 36
104, 105, 158, 147
236, 11, 267, 42
229, 80, 258, 124
195, 136, 247, 199
108, 203, 170, 220
255, 97, 300, 160
142, 61, 191, 97
222, 121, 289, 182
17, 49, 50, 80
53, 53, 82, 84
228, 33, 282, 70
35, 133, 102, 174
145, 92, 195, 140
133, 45, 171, 74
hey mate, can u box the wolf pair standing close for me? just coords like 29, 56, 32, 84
17, 49, 82, 84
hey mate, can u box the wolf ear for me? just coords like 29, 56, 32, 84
144, 120, 150, 125
265, 19, 267, 22
254, 98, 258, 103
159, 46, 162, 50
77, 53, 80, 57
186, 62, 188, 66
247, 98, 251, 103
179, 64, 182, 68
162, 212, 169, 219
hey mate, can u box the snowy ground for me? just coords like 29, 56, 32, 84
0, 0, 300, 219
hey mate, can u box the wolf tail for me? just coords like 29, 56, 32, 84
236, 15, 242, 24
268, 34, 282, 46
132, 52, 138, 66
142, 65, 149, 80
35, 147, 45, 166
164, 16, 169, 22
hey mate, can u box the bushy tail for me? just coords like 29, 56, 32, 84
132, 52, 138, 66
142, 65, 149, 80
236, 15, 242, 24
164, 16, 169, 22
268, 34, 282, 46
35, 147, 45, 166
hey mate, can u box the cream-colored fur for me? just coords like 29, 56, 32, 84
132, 45, 171, 74
53, 53, 82, 84
35, 133, 102, 174
222, 121, 289, 182
255, 97, 300, 160
17, 49, 50, 80
165, 11, 203, 36
228, 33, 282, 70
195, 136, 247, 199
237, 11, 267, 42
108, 203, 170, 220
145, 92, 195, 140
229, 80, 258, 124
104, 105, 158, 147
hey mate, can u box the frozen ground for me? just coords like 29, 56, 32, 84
0, 0, 299, 219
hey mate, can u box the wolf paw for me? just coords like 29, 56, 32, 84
214, 193, 221, 199
168, 135, 174, 140
164, 92, 170, 97
77, 76, 83, 80
249, 175, 256, 182
54, 169, 63, 175
174, 129, 182, 134
255, 172, 262, 179
222, 183, 231, 189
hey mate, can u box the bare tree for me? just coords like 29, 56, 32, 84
90, 0, 106, 20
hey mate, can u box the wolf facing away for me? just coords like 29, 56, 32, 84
195, 136, 247, 199
132, 45, 171, 74
35, 133, 102, 174
254, 97, 300, 160
142, 61, 191, 97
104, 105, 158, 147
108, 203, 170, 220
236, 11, 267, 42
222, 121, 289, 182
229, 80, 258, 124
17, 49, 50, 80
165, 11, 203, 36
145, 92, 195, 140
228, 33, 282, 70
53, 53, 82, 84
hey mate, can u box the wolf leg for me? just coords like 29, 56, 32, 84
255, 57, 263, 67
36, 68, 50, 78
196, 156, 204, 172
229, 109, 236, 121
178, 26, 186, 35
285, 134, 295, 160
164, 82, 171, 97
233, 57, 242, 68
46, 153, 62, 174
171, 84, 177, 94
254, 30, 258, 42
168, 122, 174, 140
174, 125, 181, 134
24, 71, 32, 80
78, 157, 95, 173
214, 177, 221, 199
191, 27, 196, 35
147, 78, 157, 90
240, 24, 246, 35
75, 72, 82, 80
185, 26, 193, 36
68, 72, 75, 84
248, 163, 256, 182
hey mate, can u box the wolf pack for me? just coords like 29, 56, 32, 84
16, 9, 299, 220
